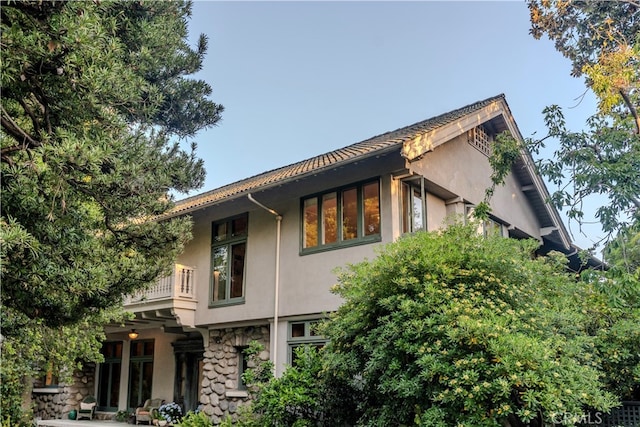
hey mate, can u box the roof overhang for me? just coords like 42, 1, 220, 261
401, 97, 572, 250
164, 94, 574, 253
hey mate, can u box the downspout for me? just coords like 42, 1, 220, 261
247, 194, 282, 375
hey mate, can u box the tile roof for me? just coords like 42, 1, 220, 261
169, 94, 506, 216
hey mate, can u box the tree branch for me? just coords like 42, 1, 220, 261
30, 85, 53, 135
619, 89, 640, 134
1, 105, 41, 156
17, 97, 41, 136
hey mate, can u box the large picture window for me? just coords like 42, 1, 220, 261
211, 214, 248, 305
302, 180, 380, 252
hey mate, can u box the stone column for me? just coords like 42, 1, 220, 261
200, 326, 270, 425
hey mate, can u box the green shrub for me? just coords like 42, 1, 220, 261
321, 224, 619, 426
115, 410, 130, 422
233, 343, 360, 426
229, 224, 637, 426
176, 411, 212, 427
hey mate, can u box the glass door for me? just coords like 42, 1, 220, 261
97, 341, 122, 411
128, 340, 154, 409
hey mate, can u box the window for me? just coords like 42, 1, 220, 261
211, 214, 248, 305
98, 341, 122, 411
288, 320, 328, 366
237, 346, 249, 390
402, 182, 425, 233
128, 340, 154, 409
467, 206, 505, 237
479, 218, 504, 237
37, 361, 59, 389
302, 180, 380, 252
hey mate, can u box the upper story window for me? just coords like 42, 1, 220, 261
301, 180, 380, 253
402, 181, 425, 234
211, 214, 248, 306
466, 205, 505, 238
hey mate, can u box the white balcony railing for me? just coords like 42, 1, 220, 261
125, 264, 196, 305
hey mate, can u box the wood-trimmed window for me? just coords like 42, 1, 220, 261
98, 341, 122, 411
210, 214, 248, 306
288, 320, 328, 366
402, 181, 425, 233
128, 340, 154, 410
466, 205, 505, 237
301, 180, 380, 253
237, 346, 249, 390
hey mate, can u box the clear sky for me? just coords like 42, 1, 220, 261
184, 0, 603, 250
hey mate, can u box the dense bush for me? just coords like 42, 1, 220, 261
177, 411, 213, 427
233, 345, 358, 427
238, 224, 638, 426
321, 224, 620, 426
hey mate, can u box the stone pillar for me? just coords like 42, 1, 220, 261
200, 326, 270, 425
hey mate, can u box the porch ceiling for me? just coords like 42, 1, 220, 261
105, 308, 193, 336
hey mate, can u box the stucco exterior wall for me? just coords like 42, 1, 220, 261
149, 331, 179, 404
426, 193, 448, 231
409, 133, 541, 238
184, 174, 396, 328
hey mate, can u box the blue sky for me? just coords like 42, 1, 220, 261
185, 1, 602, 249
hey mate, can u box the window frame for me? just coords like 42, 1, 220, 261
210, 213, 248, 307
287, 320, 328, 366
97, 341, 123, 411
42, 362, 58, 388
466, 205, 506, 237
300, 179, 381, 254
127, 339, 154, 410
401, 180, 427, 234
236, 346, 249, 391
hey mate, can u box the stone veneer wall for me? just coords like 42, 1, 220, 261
33, 363, 96, 420
200, 326, 270, 425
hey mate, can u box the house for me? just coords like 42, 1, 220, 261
32, 94, 596, 423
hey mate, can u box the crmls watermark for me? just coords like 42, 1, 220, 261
547, 411, 604, 425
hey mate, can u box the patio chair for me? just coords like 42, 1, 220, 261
77, 395, 97, 420
135, 398, 164, 425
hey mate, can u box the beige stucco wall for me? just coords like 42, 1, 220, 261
171, 133, 548, 378
427, 193, 448, 231
181, 174, 396, 329
181, 136, 545, 332
409, 133, 541, 239
150, 332, 180, 404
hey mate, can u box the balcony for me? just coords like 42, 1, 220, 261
125, 264, 196, 304
123, 264, 198, 328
